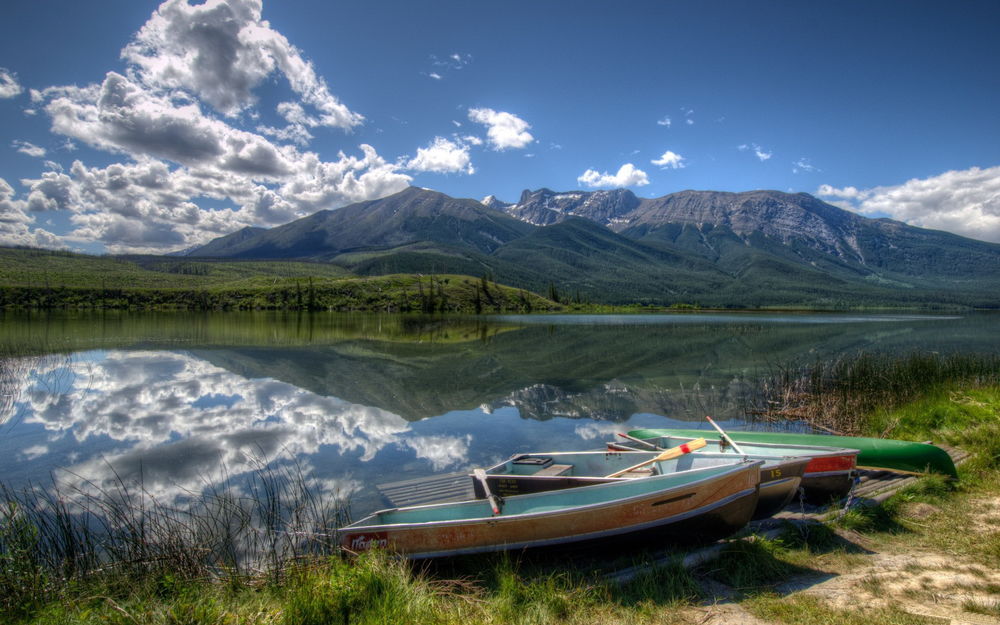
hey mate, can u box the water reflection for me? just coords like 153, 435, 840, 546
1, 311, 997, 517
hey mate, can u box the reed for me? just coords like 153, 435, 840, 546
745, 351, 1000, 435
0, 461, 349, 620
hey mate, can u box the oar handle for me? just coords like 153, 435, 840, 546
706, 416, 746, 455
473, 468, 502, 515
605, 438, 706, 478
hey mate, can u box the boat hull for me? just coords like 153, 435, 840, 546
628, 428, 957, 478
340, 461, 761, 559
750, 456, 810, 518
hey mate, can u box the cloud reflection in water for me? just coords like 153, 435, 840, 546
11, 350, 473, 506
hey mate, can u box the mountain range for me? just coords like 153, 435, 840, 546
184, 186, 1000, 308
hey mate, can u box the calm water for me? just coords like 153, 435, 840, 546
1, 311, 997, 517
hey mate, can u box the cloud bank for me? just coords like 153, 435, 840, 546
817, 165, 1000, 243
4, 0, 412, 253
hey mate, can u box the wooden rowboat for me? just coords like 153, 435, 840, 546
474, 450, 808, 520
613, 434, 859, 504
339, 459, 763, 559
627, 427, 958, 478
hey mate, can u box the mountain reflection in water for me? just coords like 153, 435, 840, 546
0, 311, 995, 517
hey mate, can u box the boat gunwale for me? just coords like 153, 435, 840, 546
803, 469, 856, 478
627, 434, 861, 457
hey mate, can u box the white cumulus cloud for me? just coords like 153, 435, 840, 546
0, 68, 22, 98
406, 137, 474, 175
651, 150, 685, 169
14, 140, 46, 158
0, 178, 65, 248
19, 0, 411, 253
468, 108, 534, 150
18, 141, 410, 254
121, 0, 362, 129
577, 163, 650, 188
816, 165, 1000, 243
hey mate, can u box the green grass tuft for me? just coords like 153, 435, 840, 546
701, 537, 805, 593
615, 558, 702, 606
281, 552, 439, 625
774, 520, 841, 553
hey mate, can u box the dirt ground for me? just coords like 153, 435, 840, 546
685, 496, 1000, 625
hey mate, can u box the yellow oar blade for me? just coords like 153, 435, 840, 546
605, 438, 706, 478
652, 437, 706, 461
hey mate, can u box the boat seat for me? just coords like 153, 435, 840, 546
620, 467, 656, 478
534, 463, 573, 476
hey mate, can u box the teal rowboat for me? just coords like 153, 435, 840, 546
627, 428, 957, 478
340, 459, 762, 559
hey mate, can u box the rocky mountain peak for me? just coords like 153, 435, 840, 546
481, 194, 511, 211
502, 188, 641, 226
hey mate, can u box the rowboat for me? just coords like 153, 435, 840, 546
474, 450, 808, 520
339, 459, 762, 559
613, 434, 859, 504
627, 427, 957, 478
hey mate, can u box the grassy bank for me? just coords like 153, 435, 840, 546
746, 350, 1000, 436
0, 248, 562, 313
3, 353, 1000, 624
0, 273, 557, 313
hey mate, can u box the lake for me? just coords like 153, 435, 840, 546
1, 310, 997, 518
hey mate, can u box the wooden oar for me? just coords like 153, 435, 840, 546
617, 432, 664, 450
705, 415, 746, 456
604, 438, 706, 478
473, 468, 502, 515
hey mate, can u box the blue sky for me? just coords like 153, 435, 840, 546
1, 0, 999, 253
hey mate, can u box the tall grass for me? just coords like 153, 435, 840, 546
0, 461, 349, 620
745, 351, 1000, 435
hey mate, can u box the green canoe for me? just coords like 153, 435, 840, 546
627, 428, 958, 478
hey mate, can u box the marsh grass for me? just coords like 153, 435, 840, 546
0, 461, 348, 621
747, 351, 1000, 435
